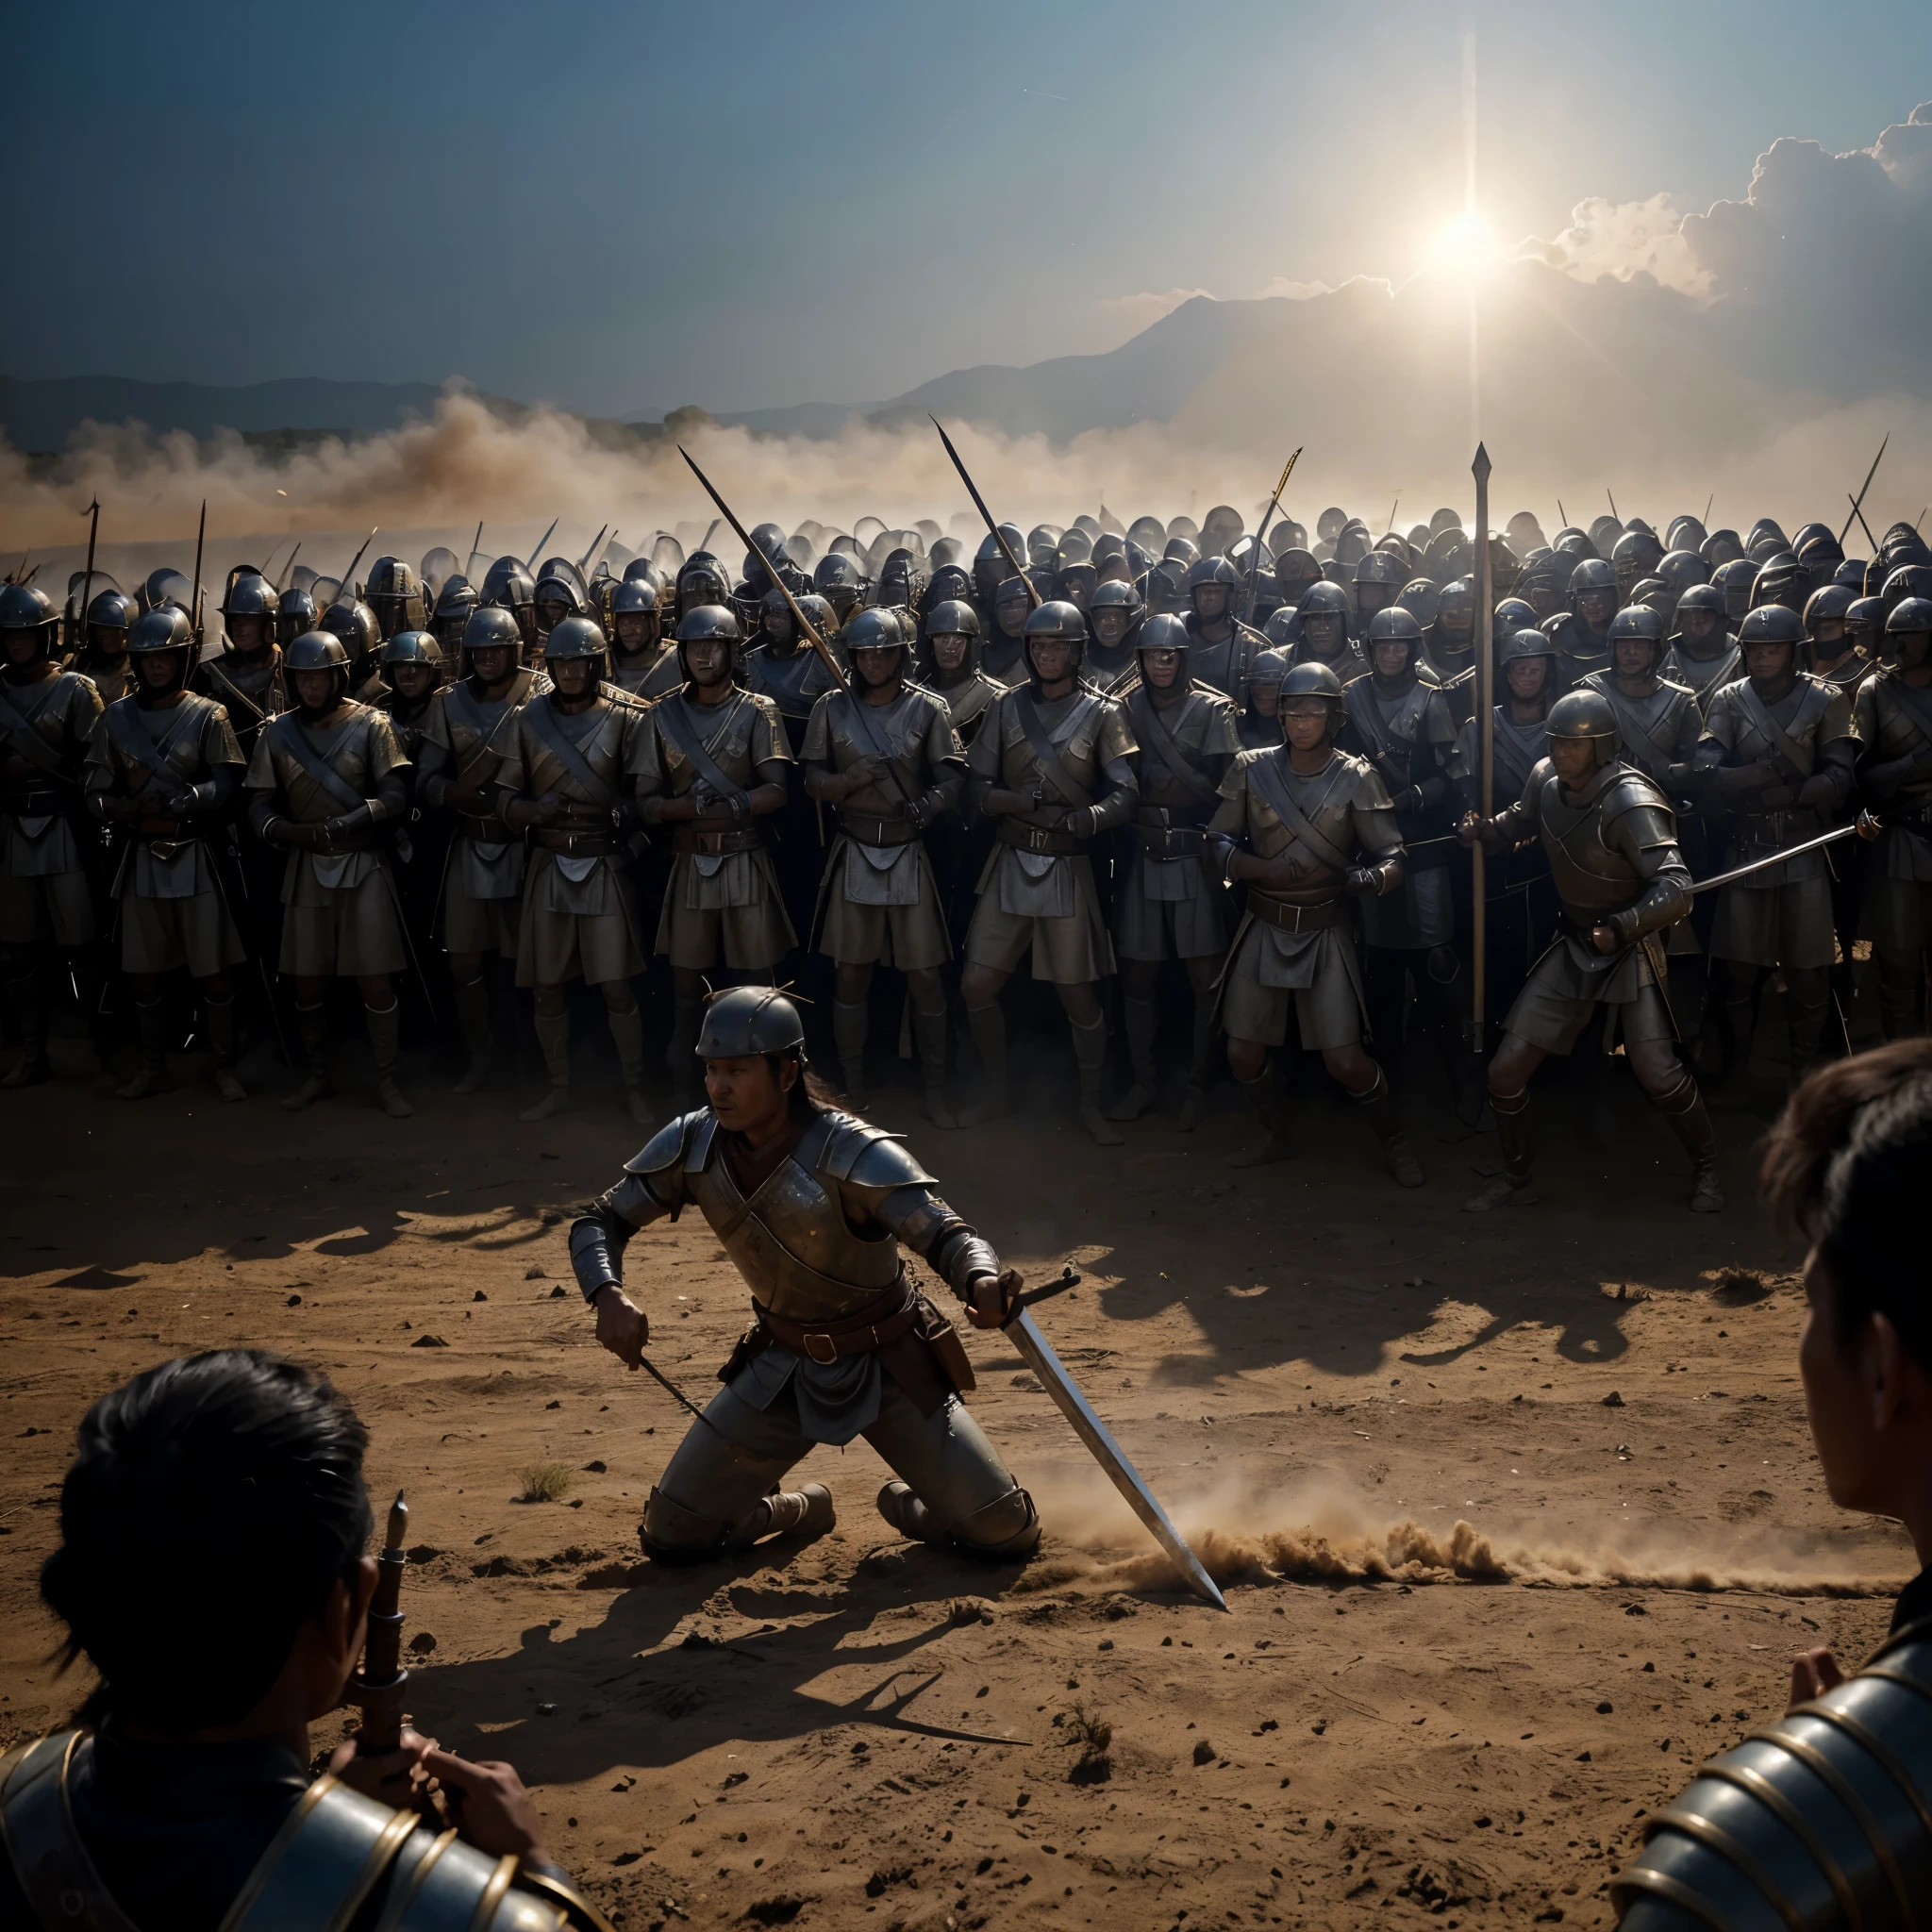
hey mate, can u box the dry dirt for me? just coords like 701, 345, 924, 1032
0, 1041, 1912, 1932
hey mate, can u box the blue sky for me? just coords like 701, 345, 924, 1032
11, 0, 1932, 416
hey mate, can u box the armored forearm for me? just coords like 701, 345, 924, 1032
1607, 865, 1692, 943
1084, 758, 1141, 835
569, 1172, 675, 1303
877, 1185, 1000, 1299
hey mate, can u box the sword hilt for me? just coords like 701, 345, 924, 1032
1008, 1264, 1081, 1320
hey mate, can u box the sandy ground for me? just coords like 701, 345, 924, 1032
0, 1029, 1913, 1932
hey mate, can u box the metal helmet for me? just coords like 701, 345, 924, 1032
1607, 605, 1665, 652
675, 603, 743, 682
1664, 515, 1708, 553
1656, 549, 1709, 595
1701, 527, 1746, 568
1089, 577, 1144, 622
480, 556, 536, 611
1274, 545, 1322, 591
623, 556, 660, 585
274, 584, 318, 643
460, 606, 524, 664
1435, 578, 1475, 625
610, 575, 662, 623
1137, 611, 1191, 669
1260, 606, 1298, 648
1499, 627, 1557, 666
0, 582, 58, 658
430, 574, 479, 647
1354, 550, 1407, 590
815, 550, 862, 593
842, 608, 906, 657
364, 557, 426, 636
1738, 604, 1805, 651
794, 593, 836, 640
1746, 518, 1789, 552
533, 570, 585, 619
1845, 595, 1885, 642
1365, 608, 1424, 660
1245, 644, 1290, 692
924, 598, 980, 639
541, 615, 607, 665
1280, 660, 1346, 708
319, 598, 380, 662
1546, 689, 1620, 755
126, 605, 195, 655
283, 630, 351, 712
221, 572, 281, 623
1885, 596, 1932, 638
1802, 582, 1857, 636
380, 628, 445, 674
86, 587, 140, 637
1673, 583, 1727, 625
1882, 563, 1932, 610
696, 985, 807, 1060
1493, 596, 1538, 632
1569, 558, 1617, 603
1299, 580, 1352, 622
1397, 578, 1441, 628
1023, 600, 1088, 644
1714, 557, 1759, 619
1185, 554, 1242, 598
1588, 514, 1625, 556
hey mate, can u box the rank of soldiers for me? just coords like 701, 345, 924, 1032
7, 500, 1930, 1218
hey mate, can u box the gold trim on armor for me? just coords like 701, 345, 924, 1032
1643, 1803, 1803, 1932
1692, 1761, 1857, 1925
466, 1853, 520, 1932
1794, 1699, 1932, 1843
372, 1827, 459, 1932
514, 1867, 621, 1932
336, 1805, 425, 1932
216, 1772, 340, 1932
1607, 1865, 1733, 1930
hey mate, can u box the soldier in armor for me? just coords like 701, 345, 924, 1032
981, 575, 1033, 686
605, 570, 680, 700
1352, 550, 1407, 632
1204, 660, 1420, 1180
744, 588, 840, 756
1852, 598, 1932, 1039
415, 607, 545, 1093
1581, 608, 1700, 793
197, 573, 288, 758
276, 583, 320, 648
675, 554, 733, 626
1454, 631, 1561, 1029
633, 605, 796, 1104
73, 587, 138, 707
374, 632, 444, 764
363, 557, 427, 641
1458, 690, 1722, 1212
958, 601, 1139, 1144
320, 598, 385, 704
1659, 582, 1740, 715
1239, 642, 1290, 750
919, 599, 1000, 742
1542, 556, 1619, 688
802, 609, 966, 1122
244, 631, 415, 1119
428, 573, 478, 656
1616, 1041, 1932, 1930
530, 569, 584, 649
1341, 608, 1467, 1108
479, 555, 540, 659
1802, 582, 1872, 697
813, 549, 866, 627
1086, 577, 1144, 690
374, 632, 449, 1025
2, 1349, 608, 1932
1180, 555, 1266, 699
1, 584, 108, 1089
1693, 604, 1857, 1091
488, 615, 650, 1124
1420, 576, 1476, 708
571, 985, 1041, 1564
1288, 580, 1370, 680
84, 606, 250, 1102
1110, 614, 1242, 1129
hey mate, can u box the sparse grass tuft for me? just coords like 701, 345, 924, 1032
517, 1461, 574, 1504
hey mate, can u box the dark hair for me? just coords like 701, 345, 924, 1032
41, 1351, 372, 1733
1760, 1041, 1932, 1366
779, 1051, 836, 1123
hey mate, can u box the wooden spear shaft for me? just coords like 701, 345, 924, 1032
1470, 442, 1493, 1053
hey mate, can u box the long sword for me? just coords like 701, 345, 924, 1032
1002, 1274, 1226, 1611
339, 525, 379, 599
1687, 814, 1879, 897
929, 417, 1040, 608
75, 498, 100, 659
524, 515, 559, 570
1241, 447, 1303, 624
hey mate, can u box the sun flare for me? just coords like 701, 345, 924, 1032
1424, 210, 1504, 279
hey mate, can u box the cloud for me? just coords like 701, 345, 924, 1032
1521, 192, 1713, 299
1254, 275, 1337, 302
1096, 287, 1215, 332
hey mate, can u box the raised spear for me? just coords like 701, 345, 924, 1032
1241, 446, 1303, 622
338, 525, 378, 599
74, 498, 100, 657
191, 499, 207, 641
1839, 435, 1889, 546
1470, 444, 1493, 1055
929, 416, 1039, 608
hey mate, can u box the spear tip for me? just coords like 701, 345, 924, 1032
1472, 442, 1491, 482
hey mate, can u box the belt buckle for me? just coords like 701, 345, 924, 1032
1024, 825, 1049, 852
803, 1331, 839, 1365
698, 830, 724, 856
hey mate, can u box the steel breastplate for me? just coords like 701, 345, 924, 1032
684, 1120, 904, 1321
1536, 769, 1643, 913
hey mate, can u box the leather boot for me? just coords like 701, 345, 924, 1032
958, 1004, 1008, 1126
0, 971, 47, 1088
728, 1483, 835, 1549
1464, 1086, 1538, 1209
452, 975, 492, 1093
1354, 1066, 1424, 1187
1653, 1070, 1724, 1213
667, 996, 702, 1109
116, 999, 176, 1099
833, 1000, 870, 1109
282, 1003, 333, 1111
203, 994, 246, 1102
1109, 995, 1159, 1121
1176, 1004, 1217, 1132
1228, 1063, 1293, 1167
521, 1003, 573, 1121
875, 1479, 948, 1543
911, 1006, 957, 1128
364, 1001, 414, 1119
1783, 966, 1833, 1088
1071, 1015, 1123, 1145
607, 997, 655, 1126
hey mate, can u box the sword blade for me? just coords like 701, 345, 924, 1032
1689, 819, 1866, 896
1005, 1307, 1226, 1610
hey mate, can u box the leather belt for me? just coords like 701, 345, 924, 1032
455, 808, 505, 841
839, 810, 922, 848
670, 824, 761, 857
6, 791, 71, 818
1247, 891, 1350, 934
755, 1278, 916, 1365
1134, 810, 1205, 860
999, 817, 1080, 856
534, 829, 620, 857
